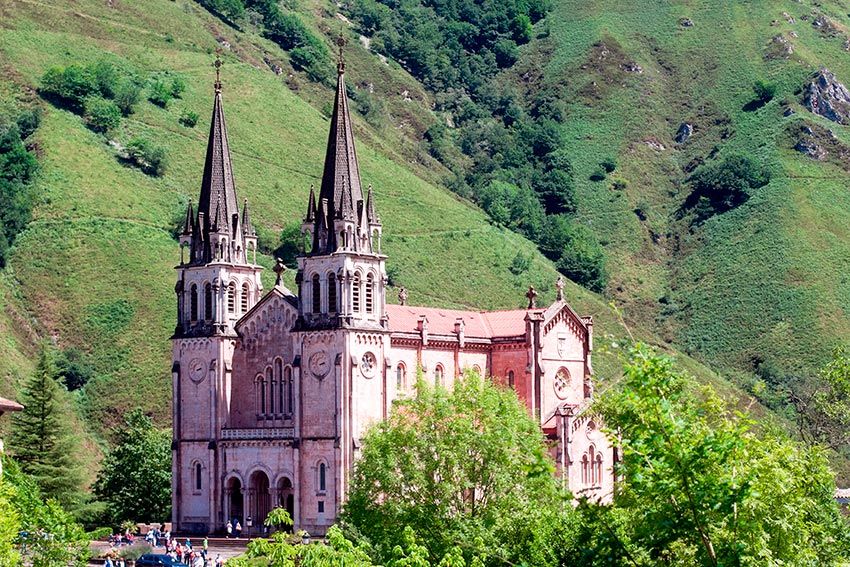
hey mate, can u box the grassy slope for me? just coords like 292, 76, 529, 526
525, 0, 850, 380
0, 0, 748, 441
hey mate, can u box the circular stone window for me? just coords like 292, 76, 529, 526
553, 368, 570, 400
360, 352, 377, 378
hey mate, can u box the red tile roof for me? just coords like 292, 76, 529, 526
0, 397, 23, 413
386, 304, 542, 338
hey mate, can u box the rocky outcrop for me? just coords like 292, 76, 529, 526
675, 123, 693, 144
803, 68, 850, 124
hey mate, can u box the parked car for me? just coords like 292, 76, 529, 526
135, 555, 188, 567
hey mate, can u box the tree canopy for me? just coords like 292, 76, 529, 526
568, 345, 850, 566
93, 409, 172, 525
342, 372, 568, 566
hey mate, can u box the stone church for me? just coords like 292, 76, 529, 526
171, 55, 614, 536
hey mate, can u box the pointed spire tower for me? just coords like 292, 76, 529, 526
298, 36, 386, 329
175, 55, 262, 338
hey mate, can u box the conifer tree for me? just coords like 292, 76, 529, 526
9, 344, 82, 508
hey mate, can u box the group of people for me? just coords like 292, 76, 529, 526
144, 526, 169, 548
167, 537, 224, 566
224, 519, 243, 538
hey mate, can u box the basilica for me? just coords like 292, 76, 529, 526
170, 54, 614, 536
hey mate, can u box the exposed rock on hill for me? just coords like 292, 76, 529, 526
803, 69, 850, 124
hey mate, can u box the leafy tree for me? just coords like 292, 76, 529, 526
113, 78, 141, 116
4, 457, 90, 567
569, 345, 850, 566
554, 223, 607, 293
791, 346, 850, 451
274, 223, 302, 268
179, 110, 199, 128
93, 409, 171, 524
343, 372, 568, 566
55, 347, 95, 392
493, 39, 519, 68
198, 0, 245, 22
40, 65, 97, 111
126, 137, 167, 176
147, 80, 172, 107
8, 344, 84, 509
753, 79, 777, 103
170, 77, 186, 98
83, 96, 121, 133
683, 154, 770, 224
534, 168, 575, 214
0, 119, 38, 267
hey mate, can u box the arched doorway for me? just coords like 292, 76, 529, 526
249, 471, 271, 534
226, 477, 244, 526
278, 477, 295, 532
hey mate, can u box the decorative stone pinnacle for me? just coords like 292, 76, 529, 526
273, 258, 286, 286
526, 286, 538, 309
398, 287, 408, 306
556, 276, 565, 301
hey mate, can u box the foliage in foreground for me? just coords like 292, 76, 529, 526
93, 409, 172, 526
569, 345, 850, 566
342, 373, 567, 566
3, 458, 90, 567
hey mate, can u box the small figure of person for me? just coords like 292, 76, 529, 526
203, 536, 208, 553
104, 556, 114, 567
215, 554, 224, 567
117, 557, 126, 567
235, 520, 242, 538
225, 520, 232, 538
186, 537, 192, 549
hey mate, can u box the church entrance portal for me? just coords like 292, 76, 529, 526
249, 471, 271, 534
225, 477, 244, 527
278, 477, 295, 532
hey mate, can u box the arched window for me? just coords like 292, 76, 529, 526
435, 364, 444, 386
581, 454, 589, 485
352, 273, 361, 312
283, 366, 293, 415
227, 282, 236, 313
204, 283, 213, 320
365, 273, 374, 314
241, 283, 250, 313
270, 365, 278, 415
319, 463, 326, 492
588, 446, 596, 485
195, 462, 203, 491
595, 454, 603, 486
396, 363, 406, 389
507, 370, 515, 389
312, 274, 321, 314
256, 374, 265, 415
274, 359, 283, 415
265, 367, 273, 415
327, 273, 337, 314
190, 284, 198, 321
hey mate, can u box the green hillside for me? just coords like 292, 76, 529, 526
3, 0, 844, 480
521, 0, 850, 383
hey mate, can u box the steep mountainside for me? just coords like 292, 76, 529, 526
517, 0, 850, 387
0, 0, 832, 473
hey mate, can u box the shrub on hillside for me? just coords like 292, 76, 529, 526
753, 79, 777, 102
40, 65, 98, 111
170, 77, 186, 99
290, 46, 333, 84
83, 96, 121, 133
554, 223, 607, 293
198, 0, 245, 23
179, 110, 199, 128
126, 137, 167, 176
113, 78, 142, 116
683, 153, 770, 224
147, 80, 172, 107
0, 118, 39, 268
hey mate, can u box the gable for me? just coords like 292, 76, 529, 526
235, 286, 300, 347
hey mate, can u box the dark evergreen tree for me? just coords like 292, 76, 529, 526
9, 344, 83, 509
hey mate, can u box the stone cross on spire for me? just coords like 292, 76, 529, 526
526, 286, 538, 309
213, 54, 223, 92
336, 34, 346, 74
556, 276, 565, 301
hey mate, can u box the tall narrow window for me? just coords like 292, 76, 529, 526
284, 367, 293, 415
507, 370, 515, 390
595, 454, 603, 486
256, 374, 265, 415
581, 454, 589, 484
190, 285, 198, 322
327, 273, 337, 314
435, 364, 444, 386
319, 463, 326, 492
269, 371, 277, 415
352, 273, 361, 312
227, 282, 236, 313
365, 274, 374, 314
589, 446, 596, 485
274, 359, 283, 415
241, 283, 250, 313
396, 363, 405, 389
265, 368, 273, 415
195, 463, 202, 491
204, 283, 213, 320
312, 274, 321, 314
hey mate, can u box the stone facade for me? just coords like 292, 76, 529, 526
171, 58, 614, 537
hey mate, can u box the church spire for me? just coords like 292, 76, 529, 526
193, 55, 240, 261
